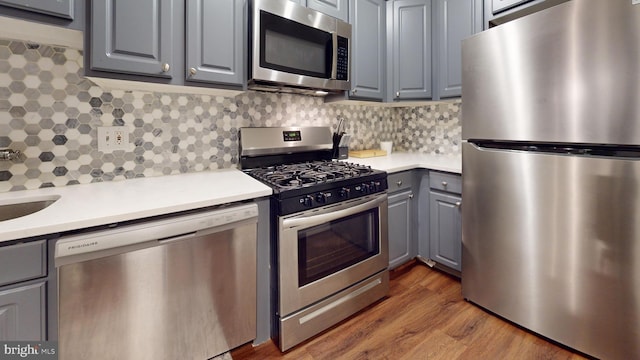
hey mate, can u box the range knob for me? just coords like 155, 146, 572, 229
361, 183, 371, 193
370, 181, 381, 192
316, 192, 329, 203
302, 195, 314, 207
339, 187, 351, 198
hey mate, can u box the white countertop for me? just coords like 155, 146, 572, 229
0, 169, 272, 243
348, 152, 461, 174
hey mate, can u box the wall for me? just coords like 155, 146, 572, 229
0, 39, 461, 193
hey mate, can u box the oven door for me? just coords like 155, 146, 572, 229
278, 193, 388, 317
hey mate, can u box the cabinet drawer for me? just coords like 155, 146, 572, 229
388, 171, 414, 192
0, 240, 47, 287
429, 171, 461, 194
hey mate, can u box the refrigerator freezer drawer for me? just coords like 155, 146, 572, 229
462, 142, 640, 360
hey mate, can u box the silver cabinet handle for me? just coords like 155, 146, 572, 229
442, 181, 448, 187
396, 180, 402, 187
352, 89, 357, 94
396, 91, 400, 97
189, 67, 197, 76
161, 63, 170, 72
409, 194, 414, 199
455, 201, 461, 208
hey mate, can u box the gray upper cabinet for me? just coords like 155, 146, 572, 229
185, 0, 244, 86
90, 0, 176, 78
0, 0, 84, 30
390, 0, 432, 101
433, 0, 482, 99
491, 0, 532, 14
307, 0, 349, 22
0, 0, 74, 19
485, 0, 568, 28
89, 0, 245, 89
348, 0, 385, 100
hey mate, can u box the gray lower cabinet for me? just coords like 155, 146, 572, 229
432, 0, 482, 98
389, 0, 432, 101
348, 0, 385, 101
0, 239, 50, 341
0, 282, 46, 341
0, 0, 74, 19
307, 0, 349, 22
388, 190, 413, 269
428, 171, 462, 272
387, 171, 417, 269
185, 0, 244, 85
429, 191, 461, 271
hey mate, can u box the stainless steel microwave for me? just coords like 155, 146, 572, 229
248, 0, 351, 95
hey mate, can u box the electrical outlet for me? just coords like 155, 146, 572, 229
97, 126, 130, 152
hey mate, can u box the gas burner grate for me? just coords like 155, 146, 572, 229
245, 160, 375, 190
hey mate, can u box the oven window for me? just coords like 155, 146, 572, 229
298, 208, 379, 286
260, 11, 332, 79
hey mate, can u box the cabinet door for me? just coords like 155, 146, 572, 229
0, 0, 74, 19
288, 0, 305, 4
433, 0, 482, 98
307, 0, 348, 22
90, 0, 175, 78
185, 0, 244, 86
392, 0, 432, 100
349, 0, 385, 100
388, 190, 413, 269
0, 282, 46, 341
429, 191, 461, 271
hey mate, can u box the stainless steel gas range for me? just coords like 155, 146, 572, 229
239, 127, 389, 351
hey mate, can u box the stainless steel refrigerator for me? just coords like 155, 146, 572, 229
461, 1, 640, 359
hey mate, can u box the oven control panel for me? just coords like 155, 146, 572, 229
277, 176, 388, 215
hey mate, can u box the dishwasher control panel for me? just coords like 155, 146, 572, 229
55, 203, 258, 261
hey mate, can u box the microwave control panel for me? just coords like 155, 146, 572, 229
336, 36, 349, 81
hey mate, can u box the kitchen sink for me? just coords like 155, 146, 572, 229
0, 195, 60, 221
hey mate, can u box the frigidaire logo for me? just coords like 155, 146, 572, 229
67, 241, 98, 251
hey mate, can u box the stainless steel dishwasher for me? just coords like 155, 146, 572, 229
55, 203, 258, 360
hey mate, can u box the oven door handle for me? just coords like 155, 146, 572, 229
283, 194, 387, 230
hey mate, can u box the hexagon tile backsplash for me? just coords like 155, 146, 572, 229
0, 39, 461, 193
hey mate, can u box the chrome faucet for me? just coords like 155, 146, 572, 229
0, 149, 21, 161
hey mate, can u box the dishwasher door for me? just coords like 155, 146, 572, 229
55, 203, 258, 360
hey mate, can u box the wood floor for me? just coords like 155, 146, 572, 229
231, 262, 588, 360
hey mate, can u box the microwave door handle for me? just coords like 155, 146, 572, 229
283, 195, 386, 230
331, 32, 338, 80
